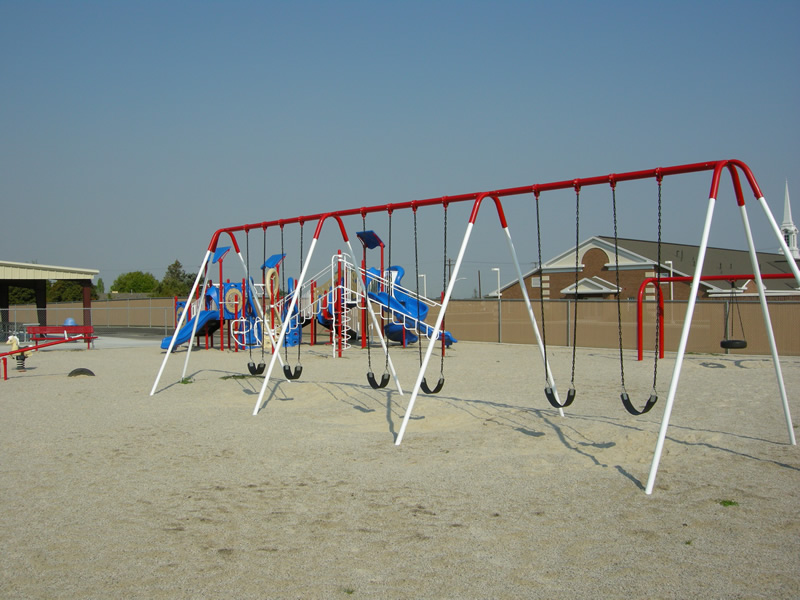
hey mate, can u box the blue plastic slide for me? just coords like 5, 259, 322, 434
161, 310, 220, 349
367, 290, 457, 347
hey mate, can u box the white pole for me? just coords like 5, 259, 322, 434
343, 240, 404, 394
151, 250, 211, 395
234, 250, 286, 363
253, 236, 319, 416
739, 203, 796, 445
645, 196, 716, 495
756, 196, 800, 442
395, 221, 474, 445
502, 227, 565, 417
179, 270, 211, 381
757, 196, 800, 285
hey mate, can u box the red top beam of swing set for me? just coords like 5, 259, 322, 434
637, 273, 796, 361
205, 159, 763, 253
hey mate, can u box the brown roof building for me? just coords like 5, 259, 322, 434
494, 236, 800, 302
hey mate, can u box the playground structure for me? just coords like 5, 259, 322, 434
158, 248, 457, 357
151, 159, 800, 495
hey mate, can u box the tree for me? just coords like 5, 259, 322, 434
49, 280, 96, 302
9, 285, 37, 304
154, 260, 194, 297
111, 271, 158, 294
96, 278, 105, 295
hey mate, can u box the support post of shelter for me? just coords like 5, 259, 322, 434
35, 281, 47, 327
0, 283, 8, 329
82, 280, 93, 327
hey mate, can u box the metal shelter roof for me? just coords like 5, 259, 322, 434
0, 260, 98, 281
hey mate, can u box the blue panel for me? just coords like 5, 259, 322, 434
262, 253, 285, 269
356, 230, 384, 250
212, 246, 231, 264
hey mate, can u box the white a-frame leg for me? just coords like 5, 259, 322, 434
645, 193, 798, 495
395, 201, 564, 445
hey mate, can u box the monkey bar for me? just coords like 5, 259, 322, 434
150, 159, 800, 495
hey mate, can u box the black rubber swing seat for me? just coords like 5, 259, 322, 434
283, 364, 303, 380
248, 361, 266, 376
420, 376, 445, 395
720, 339, 747, 350
620, 392, 658, 416
544, 386, 576, 409
367, 371, 391, 389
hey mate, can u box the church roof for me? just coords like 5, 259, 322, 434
494, 236, 799, 295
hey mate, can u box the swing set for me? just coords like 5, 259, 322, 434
151, 159, 800, 495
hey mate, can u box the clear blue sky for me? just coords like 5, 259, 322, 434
2, 0, 798, 296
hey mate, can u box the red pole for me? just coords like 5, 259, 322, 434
270, 269, 276, 355
2, 357, 6, 381
636, 273, 794, 360
225, 279, 232, 351
218, 259, 224, 351
361, 257, 367, 349
310, 281, 317, 346
637, 282, 665, 361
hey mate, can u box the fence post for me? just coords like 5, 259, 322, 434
565, 300, 571, 347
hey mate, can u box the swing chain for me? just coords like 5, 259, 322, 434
412, 206, 423, 364
537, 188, 575, 409
570, 185, 580, 389
612, 183, 626, 392
439, 203, 448, 375
535, 191, 549, 387
260, 226, 268, 360
281, 224, 288, 363
653, 177, 662, 392
363, 215, 374, 369
614, 177, 660, 415
297, 221, 304, 367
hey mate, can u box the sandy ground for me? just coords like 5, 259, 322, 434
1, 336, 799, 599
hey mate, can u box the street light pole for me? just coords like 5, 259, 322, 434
492, 267, 501, 343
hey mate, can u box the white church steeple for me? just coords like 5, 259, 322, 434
781, 179, 800, 259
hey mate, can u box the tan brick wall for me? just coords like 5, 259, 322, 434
6, 296, 799, 356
